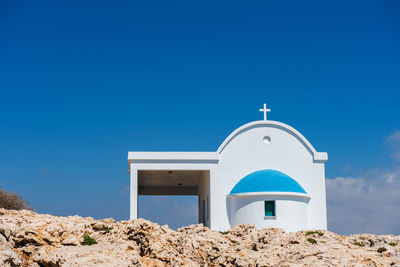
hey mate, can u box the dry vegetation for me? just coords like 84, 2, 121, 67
0, 187, 32, 211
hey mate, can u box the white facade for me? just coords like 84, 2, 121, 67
128, 119, 328, 232
229, 194, 309, 231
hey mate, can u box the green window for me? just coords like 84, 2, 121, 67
264, 201, 275, 217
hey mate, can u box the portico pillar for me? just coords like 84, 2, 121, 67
130, 166, 138, 220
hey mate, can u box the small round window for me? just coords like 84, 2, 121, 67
263, 136, 271, 144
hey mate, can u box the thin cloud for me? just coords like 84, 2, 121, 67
386, 131, 400, 161
327, 167, 400, 235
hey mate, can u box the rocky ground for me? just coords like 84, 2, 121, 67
0, 209, 399, 266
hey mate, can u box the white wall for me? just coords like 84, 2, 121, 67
229, 195, 308, 232
211, 121, 327, 231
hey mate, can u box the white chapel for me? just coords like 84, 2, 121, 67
128, 104, 328, 232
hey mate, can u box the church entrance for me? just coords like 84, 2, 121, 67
136, 170, 210, 228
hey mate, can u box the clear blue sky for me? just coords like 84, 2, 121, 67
1, 0, 400, 234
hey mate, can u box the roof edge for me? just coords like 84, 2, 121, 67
217, 120, 328, 162
128, 151, 219, 162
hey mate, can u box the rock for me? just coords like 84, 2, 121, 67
0, 208, 399, 266
0, 234, 23, 267
61, 234, 80, 246
32, 244, 142, 267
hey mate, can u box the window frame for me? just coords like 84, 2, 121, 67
264, 200, 276, 218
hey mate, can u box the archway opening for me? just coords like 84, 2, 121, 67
137, 170, 210, 229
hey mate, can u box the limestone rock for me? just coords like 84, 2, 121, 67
0, 208, 399, 266
0, 234, 23, 267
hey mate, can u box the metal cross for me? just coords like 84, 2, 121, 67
259, 103, 271, 121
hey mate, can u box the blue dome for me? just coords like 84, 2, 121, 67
229, 169, 307, 195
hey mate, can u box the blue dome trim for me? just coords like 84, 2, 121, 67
229, 169, 307, 195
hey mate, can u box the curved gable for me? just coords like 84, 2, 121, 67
217, 120, 327, 162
